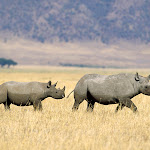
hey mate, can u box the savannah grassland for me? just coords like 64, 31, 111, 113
1, 66, 150, 150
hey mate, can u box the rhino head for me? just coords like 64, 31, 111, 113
47, 81, 65, 99
135, 72, 150, 95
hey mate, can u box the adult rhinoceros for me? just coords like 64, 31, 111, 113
67, 73, 150, 113
0, 81, 65, 111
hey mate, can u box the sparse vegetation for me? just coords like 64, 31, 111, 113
59, 63, 125, 68
0, 66, 150, 150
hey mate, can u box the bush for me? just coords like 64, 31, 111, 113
0, 58, 17, 68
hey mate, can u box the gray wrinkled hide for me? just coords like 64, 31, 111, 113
69, 73, 150, 113
0, 81, 65, 111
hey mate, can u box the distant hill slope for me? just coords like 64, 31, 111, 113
1, 39, 150, 68
0, 0, 150, 43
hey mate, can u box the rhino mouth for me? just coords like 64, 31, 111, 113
53, 95, 65, 99
62, 95, 65, 98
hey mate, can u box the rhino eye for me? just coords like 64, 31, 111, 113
145, 86, 148, 89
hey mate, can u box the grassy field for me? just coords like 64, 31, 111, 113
1, 66, 150, 150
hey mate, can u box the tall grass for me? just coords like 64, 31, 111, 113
0, 66, 150, 150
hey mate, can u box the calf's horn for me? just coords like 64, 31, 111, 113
62, 86, 65, 91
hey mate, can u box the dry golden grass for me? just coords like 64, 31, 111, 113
1, 66, 150, 150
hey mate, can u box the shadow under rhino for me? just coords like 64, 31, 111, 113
67, 72, 150, 113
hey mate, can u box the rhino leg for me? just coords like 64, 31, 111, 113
33, 100, 42, 111
115, 103, 125, 113
72, 95, 84, 111
3, 101, 11, 110
119, 98, 137, 113
0, 87, 8, 110
87, 101, 95, 112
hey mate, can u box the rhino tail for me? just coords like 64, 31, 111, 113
67, 90, 74, 98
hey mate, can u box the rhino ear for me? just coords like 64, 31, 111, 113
135, 72, 140, 81
47, 81, 51, 88
147, 75, 150, 80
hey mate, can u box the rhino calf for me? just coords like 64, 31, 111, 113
0, 81, 65, 111
67, 73, 150, 113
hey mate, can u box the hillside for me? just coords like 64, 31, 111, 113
0, 0, 150, 43
0, 39, 150, 68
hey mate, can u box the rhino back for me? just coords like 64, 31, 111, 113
4, 81, 46, 105
87, 73, 139, 100
74, 74, 105, 99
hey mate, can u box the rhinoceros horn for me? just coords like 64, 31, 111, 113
62, 86, 65, 91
